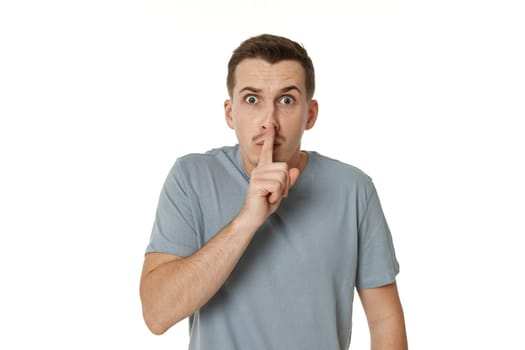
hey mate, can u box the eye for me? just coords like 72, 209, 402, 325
279, 96, 295, 105
245, 95, 258, 104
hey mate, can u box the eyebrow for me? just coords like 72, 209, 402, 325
280, 85, 302, 94
238, 85, 303, 95
239, 86, 262, 94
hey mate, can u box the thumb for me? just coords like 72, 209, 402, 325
288, 168, 300, 188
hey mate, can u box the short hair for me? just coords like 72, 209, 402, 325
227, 34, 315, 100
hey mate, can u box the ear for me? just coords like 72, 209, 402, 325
224, 99, 235, 129
305, 99, 318, 130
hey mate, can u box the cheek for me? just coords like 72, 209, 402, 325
232, 117, 256, 143
281, 113, 308, 135
234, 110, 260, 131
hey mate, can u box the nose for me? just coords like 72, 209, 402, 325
261, 105, 279, 133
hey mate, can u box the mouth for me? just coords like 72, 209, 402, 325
256, 142, 281, 147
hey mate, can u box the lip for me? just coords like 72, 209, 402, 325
256, 142, 281, 147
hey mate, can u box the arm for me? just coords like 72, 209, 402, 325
358, 282, 408, 350
140, 214, 258, 335
140, 127, 299, 335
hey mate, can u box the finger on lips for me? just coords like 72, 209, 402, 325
255, 126, 296, 203
258, 127, 275, 166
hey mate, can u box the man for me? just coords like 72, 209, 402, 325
140, 34, 408, 349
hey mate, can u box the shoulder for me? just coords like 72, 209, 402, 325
164, 145, 244, 193
172, 145, 239, 173
309, 151, 373, 185
303, 151, 379, 204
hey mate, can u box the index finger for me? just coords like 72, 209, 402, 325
258, 127, 275, 166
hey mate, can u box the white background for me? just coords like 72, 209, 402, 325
1, 0, 524, 348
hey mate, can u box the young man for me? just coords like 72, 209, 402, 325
140, 34, 408, 349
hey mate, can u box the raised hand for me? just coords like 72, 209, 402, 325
240, 127, 300, 228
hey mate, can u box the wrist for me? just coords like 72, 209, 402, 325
233, 209, 263, 236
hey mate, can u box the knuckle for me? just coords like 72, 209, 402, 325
266, 181, 281, 194
276, 162, 288, 170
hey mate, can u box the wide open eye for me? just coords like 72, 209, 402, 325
279, 96, 295, 105
245, 95, 258, 104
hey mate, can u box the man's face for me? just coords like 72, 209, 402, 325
224, 58, 318, 175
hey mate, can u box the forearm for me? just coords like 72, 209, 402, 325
140, 214, 258, 334
369, 311, 408, 350
358, 283, 408, 350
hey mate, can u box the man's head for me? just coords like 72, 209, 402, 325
224, 34, 319, 175
227, 34, 316, 101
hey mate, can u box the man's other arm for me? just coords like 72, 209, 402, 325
358, 281, 408, 350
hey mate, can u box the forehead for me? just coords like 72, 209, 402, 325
233, 58, 306, 93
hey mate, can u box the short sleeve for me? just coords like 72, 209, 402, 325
356, 184, 399, 289
145, 160, 199, 257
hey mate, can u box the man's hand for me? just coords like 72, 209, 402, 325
240, 127, 300, 228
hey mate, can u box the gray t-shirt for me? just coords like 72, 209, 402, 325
146, 145, 399, 350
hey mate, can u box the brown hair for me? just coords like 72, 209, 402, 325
227, 34, 315, 100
